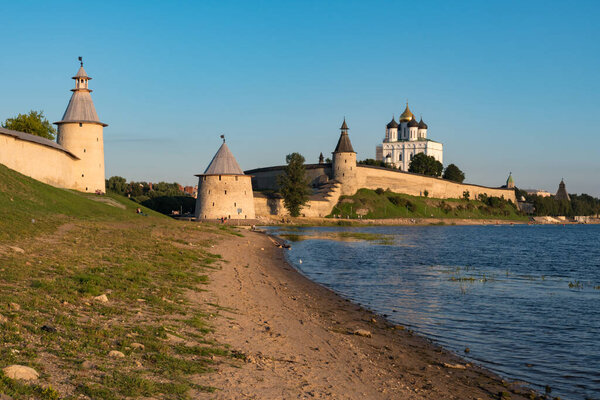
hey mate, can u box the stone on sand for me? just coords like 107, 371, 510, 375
108, 350, 125, 358
353, 329, 372, 338
94, 294, 109, 303
131, 342, 145, 351
2, 365, 39, 381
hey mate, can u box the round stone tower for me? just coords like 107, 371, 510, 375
332, 119, 358, 196
195, 137, 255, 220
54, 58, 107, 193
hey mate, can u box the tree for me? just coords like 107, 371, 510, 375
408, 153, 443, 177
106, 176, 127, 195
277, 153, 310, 217
463, 190, 470, 201
2, 110, 57, 140
443, 164, 465, 183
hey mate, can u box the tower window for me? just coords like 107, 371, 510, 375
82, 174, 84, 177
79, 123, 82, 127
219, 175, 221, 181
225, 190, 227, 195
84, 149, 86, 153
212, 202, 215, 206
235, 176, 238, 181
234, 202, 237, 207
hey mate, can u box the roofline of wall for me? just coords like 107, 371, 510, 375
356, 164, 511, 191
244, 163, 331, 174
0, 127, 80, 159
54, 120, 108, 127
195, 174, 254, 177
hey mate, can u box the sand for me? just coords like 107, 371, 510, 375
195, 229, 535, 399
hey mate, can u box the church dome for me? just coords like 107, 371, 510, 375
418, 118, 428, 129
399, 104, 413, 122
408, 116, 419, 128
386, 118, 398, 129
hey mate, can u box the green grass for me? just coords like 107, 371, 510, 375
328, 188, 527, 221
0, 164, 235, 399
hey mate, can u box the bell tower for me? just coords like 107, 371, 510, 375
55, 57, 107, 193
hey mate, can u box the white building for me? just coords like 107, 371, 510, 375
375, 103, 443, 171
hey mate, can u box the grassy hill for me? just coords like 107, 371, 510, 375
0, 164, 238, 399
329, 188, 527, 221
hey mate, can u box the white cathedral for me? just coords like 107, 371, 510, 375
375, 103, 443, 171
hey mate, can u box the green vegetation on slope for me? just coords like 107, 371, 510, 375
328, 188, 526, 221
0, 164, 239, 399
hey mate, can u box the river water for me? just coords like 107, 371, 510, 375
264, 224, 600, 400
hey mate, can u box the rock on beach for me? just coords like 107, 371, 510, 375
2, 365, 39, 381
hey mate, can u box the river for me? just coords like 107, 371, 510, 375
265, 224, 600, 400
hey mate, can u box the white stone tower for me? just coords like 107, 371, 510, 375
195, 137, 255, 220
54, 58, 107, 193
332, 119, 358, 196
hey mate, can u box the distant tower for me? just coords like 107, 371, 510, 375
506, 172, 515, 189
332, 119, 357, 196
195, 137, 255, 220
319, 152, 324, 164
54, 58, 107, 193
555, 179, 571, 201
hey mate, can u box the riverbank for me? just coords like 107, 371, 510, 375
255, 215, 528, 227
196, 228, 538, 399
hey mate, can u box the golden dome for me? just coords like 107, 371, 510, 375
399, 103, 413, 122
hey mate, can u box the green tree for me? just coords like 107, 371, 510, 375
2, 110, 57, 140
462, 190, 470, 201
106, 176, 127, 195
278, 153, 310, 217
408, 153, 443, 177
443, 163, 465, 183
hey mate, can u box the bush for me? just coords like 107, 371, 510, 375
375, 188, 385, 195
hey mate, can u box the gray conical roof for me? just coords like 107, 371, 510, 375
73, 66, 90, 79
203, 142, 245, 175
334, 131, 355, 153
55, 65, 106, 126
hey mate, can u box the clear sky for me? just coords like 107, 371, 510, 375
1, 0, 599, 195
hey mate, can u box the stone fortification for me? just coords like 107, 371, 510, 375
194, 140, 256, 220
196, 174, 255, 220
356, 165, 517, 203
0, 61, 106, 193
0, 127, 79, 189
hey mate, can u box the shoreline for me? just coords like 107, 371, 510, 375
197, 228, 538, 399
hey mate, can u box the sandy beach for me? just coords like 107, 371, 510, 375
196, 228, 536, 399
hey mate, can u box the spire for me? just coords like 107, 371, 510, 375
334, 119, 355, 153
55, 58, 107, 127
319, 152, 324, 164
386, 116, 398, 129
340, 117, 349, 131
202, 140, 245, 175
506, 172, 515, 188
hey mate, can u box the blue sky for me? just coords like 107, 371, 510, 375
1, 0, 599, 195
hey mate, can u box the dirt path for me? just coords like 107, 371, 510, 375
195, 230, 534, 399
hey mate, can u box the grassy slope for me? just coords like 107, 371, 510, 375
329, 188, 527, 221
0, 165, 238, 399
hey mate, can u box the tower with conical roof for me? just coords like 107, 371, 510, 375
506, 172, 515, 189
332, 119, 358, 196
194, 137, 255, 220
54, 58, 107, 193
555, 179, 570, 201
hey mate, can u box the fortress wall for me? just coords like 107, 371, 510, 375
0, 134, 77, 189
195, 175, 255, 220
254, 195, 288, 217
247, 164, 332, 191
356, 166, 517, 202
